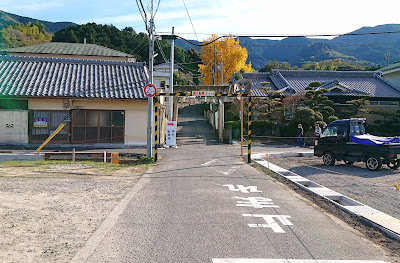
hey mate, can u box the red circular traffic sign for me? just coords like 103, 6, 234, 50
144, 84, 157, 97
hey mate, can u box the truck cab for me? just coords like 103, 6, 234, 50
314, 118, 400, 170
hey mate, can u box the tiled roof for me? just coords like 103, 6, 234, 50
379, 62, 400, 73
0, 56, 148, 99
237, 73, 274, 97
239, 70, 400, 98
1, 42, 135, 58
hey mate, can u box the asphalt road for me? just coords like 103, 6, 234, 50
265, 155, 400, 221
76, 113, 397, 263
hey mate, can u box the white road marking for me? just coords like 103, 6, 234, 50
243, 214, 293, 233
223, 184, 262, 193
234, 197, 279, 208
222, 166, 239, 175
202, 159, 218, 166
213, 259, 390, 263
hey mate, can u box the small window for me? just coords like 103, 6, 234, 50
160, 81, 166, 88
369, 101, 379, 105
112, 111, 124, 126
87, 111, 99, 127
350, 122, 365, 135
99, 111, 111, 126
72, 111, 85, 126
321, 125, 338, 137
338, 124, 347, 136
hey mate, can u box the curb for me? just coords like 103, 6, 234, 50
252, 152, 400, 241
0, 153, 44, 162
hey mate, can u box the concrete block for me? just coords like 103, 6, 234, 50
0, 153, 44, 162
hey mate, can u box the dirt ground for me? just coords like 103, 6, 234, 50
0, 162, 148, 263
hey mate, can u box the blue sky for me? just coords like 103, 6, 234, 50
1, 0, 400, 41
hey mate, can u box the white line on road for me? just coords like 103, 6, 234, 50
212, 259, 390, 263
201, 159, 218, 166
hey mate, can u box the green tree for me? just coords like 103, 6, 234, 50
303, 81, 337, 122
52, 23, 200, 80
259, 60, 292, 72
344, 95, 371, 118
1, 21, 52, 47
173, 72, 189, 85
287, 108, 323, 135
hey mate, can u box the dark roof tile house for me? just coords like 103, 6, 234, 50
1, 42, 136, 62
0, 55, 148, 100
239, 70, 400, 99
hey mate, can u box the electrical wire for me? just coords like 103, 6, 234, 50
153, 0, 161, 18
181, 0, 199, 41
131, 42, 149, 59
136, 0, 148, 32
155, 38, 170, 64
170, 30, 400, 47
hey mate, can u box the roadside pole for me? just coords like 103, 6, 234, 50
248, 96, 252, 163
240, 95, 243, 156
147, 10, 155, 158
154, 96, 158, 162
169, 27, 174, 121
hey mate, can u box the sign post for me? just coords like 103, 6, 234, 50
166, 121, 177, 146
144, 83, 157, 159
144, 84, 157, 98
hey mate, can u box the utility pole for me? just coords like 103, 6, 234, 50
212, 45, 216, 85
169, 27, 174, 121
384, 50, 391, 66
146, 1, 155, 158
220, 62, 223, 84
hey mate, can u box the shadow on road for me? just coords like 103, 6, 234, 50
177, 105, 219, 145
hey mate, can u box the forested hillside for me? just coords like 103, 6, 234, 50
0, 9, 75, 33
0, 22, 52, 48
2, 9, 400, 73
53, 23, 200, 77
176, 24, 400, 69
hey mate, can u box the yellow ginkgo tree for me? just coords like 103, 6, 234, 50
198, 34, 253, 85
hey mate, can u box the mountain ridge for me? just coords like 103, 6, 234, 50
1, 10, 399, 70
176, 24, 400, 69
0, 10, 76, 33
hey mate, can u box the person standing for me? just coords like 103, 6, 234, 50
297, 124, 305, 147
315, 123, 322, 137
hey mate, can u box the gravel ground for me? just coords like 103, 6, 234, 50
267, 156, 400, 219
0, 162, 147, 263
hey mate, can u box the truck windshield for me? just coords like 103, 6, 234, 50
349, 122, 365, 135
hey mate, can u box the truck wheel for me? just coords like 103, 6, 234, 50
387, 160, 400, 169
366, 156, 382, 171
323, 152, 335, 166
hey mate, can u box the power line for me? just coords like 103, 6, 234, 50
181, 0, 199, 41
169, 30, 400, 47
155, 38, 170, 64
136, 0, 148, 32
153, 0, 161, 18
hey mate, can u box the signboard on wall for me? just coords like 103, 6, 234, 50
166, 121, 177, 146
192, 91, 215, 97
34, 118, 48, 127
